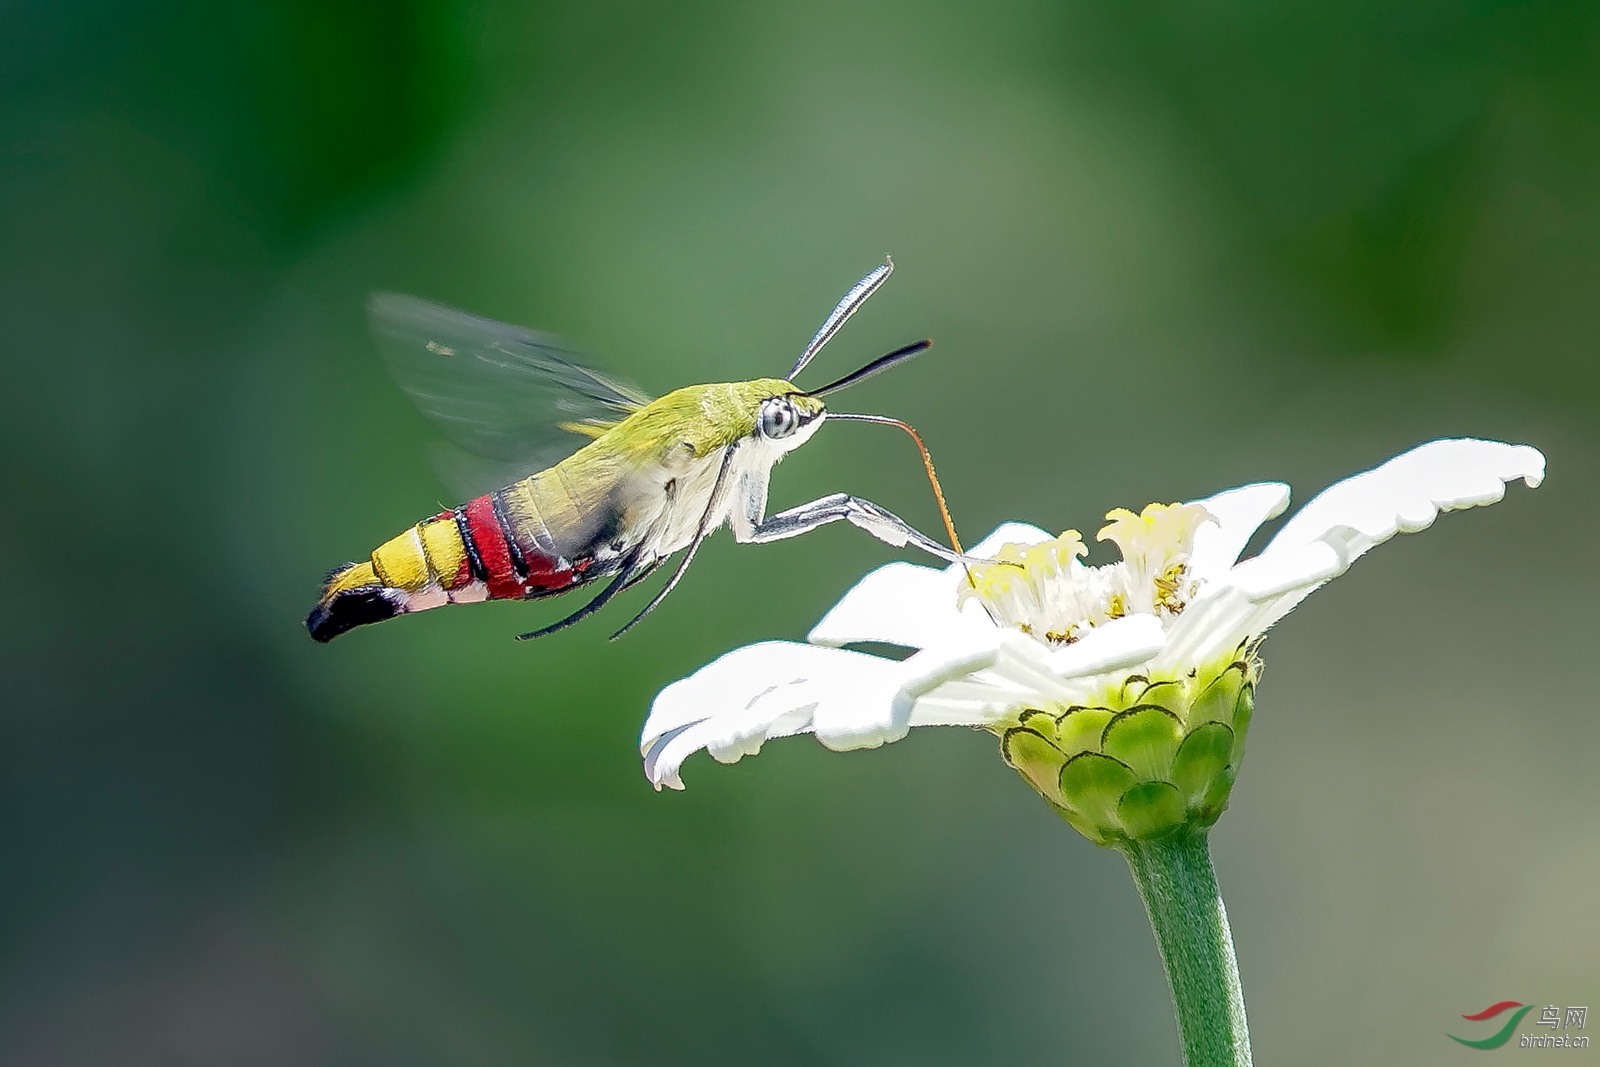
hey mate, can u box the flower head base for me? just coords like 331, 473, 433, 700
642, 439, 1545, 845
1000, 653, 1257, 844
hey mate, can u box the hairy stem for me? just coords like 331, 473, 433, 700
1118, 829, 1251, 1067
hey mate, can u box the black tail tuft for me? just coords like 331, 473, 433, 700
306, 588, 400, 643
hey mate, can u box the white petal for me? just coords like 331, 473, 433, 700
1155, 540, 1348, 671
980, 640, 1069, 707
1187, 483, 1291, 587
807, 521, 1050, 650
1152, 585, 1256, 674
908, 681, 1032, 726
642, 642, 892, 789
1160, 440, 1543, 673
1046, 613, 1169, 679
910, 647, 1058, 723
640, 641, 817, 746
811, 634, 1004, 751
914, 617, 1170, 723
1265, 439, 1544, 563
1245, 439, 1545, 633
1226, 541, 1348, 601
808, 561, 990, 650
899, 619, 1168, 728
642, 634, 1009, 789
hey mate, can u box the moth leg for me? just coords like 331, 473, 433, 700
736, 492, 960, 562
619, 556, 664, 592
515, 546, 649, 641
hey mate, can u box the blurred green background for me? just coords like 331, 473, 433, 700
1, 1, 1595, 1063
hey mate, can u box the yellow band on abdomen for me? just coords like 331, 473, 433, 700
371, 527, 431, 590
326, 560, 380, 596
419, 516, 467, 586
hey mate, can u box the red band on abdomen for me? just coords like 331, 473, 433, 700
464, 496, 524, 599
524, 563, 578, 596
519, 540, 573, 592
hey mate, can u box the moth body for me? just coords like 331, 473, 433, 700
308, 259, 949, 643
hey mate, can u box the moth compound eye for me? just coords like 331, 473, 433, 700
759, 398, 798, 439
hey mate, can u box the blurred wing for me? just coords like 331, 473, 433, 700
369, 293, 652, 478
424, 440, 554, 503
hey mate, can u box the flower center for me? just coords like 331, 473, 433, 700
958, 502, 1213, 645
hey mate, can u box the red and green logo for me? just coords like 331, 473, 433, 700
1448, 1002, 1534, 1049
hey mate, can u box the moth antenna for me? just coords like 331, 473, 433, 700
788, 256, 893, 381
806, 339, 931, 398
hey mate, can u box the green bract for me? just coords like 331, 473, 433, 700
1000, 656, 1256, 844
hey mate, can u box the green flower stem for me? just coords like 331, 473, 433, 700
1118, 829, 1252, 1067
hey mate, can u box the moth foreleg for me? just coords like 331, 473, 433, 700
736, 492, 959, 562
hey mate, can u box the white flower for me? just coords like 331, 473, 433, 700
641, 439, 1545, 807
